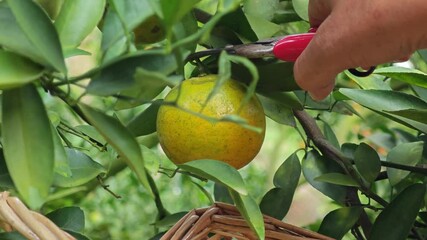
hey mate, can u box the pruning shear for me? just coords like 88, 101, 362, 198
188, 29, 376, 77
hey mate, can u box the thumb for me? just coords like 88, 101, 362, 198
293, 31, 343, 101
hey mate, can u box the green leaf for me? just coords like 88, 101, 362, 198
0, 50, 43, 89
7, 0, 66, 73
0, 232, 26, 240
245, 13, 281, 40
141, 145, 160, 175
63, 48, 91, 58
374, 66, 427, 88
0, 3, 48, 66
34, 0, 64, 19
102, 0, 154, 51
260, 188, 291, 220
345, 70, 391, 90
258, 91, 303, 110
216, 7, 258, 42
322, 121, 340, 150
179, 160, 247, 195
354, 143, 381, 184
214, 183, 233, 204
87, 51, 177, 96
114, 69, 172, 110
65, 231, 90, 240
160, 0, 200, 29
292, 0, 308, 21
386, 142, 424, 186
53, 148, 106, 188
2, 84, 54, 209
243, 0, 279, 21
74, 125, 107, 146
337, 89, 427, 111
369, 184, 425, 240
314, 173, 359, 187
79, 104, 153, 196
51, 125, 71, 178
0, 150, 14, 189
337, 88, 427, 133
302, 150, 347, 203
229, 190, 265, 240
257, 95, 296, 127
153, 212, 188, 228
318, 207, 363, 239
386, 108, 427, 124
126, 100, 161, 137
233, 61, 300, 92
54, 0, 105, 51
260, 152, 301, 219
46, 206, 85, 232
273, 152, 301, 188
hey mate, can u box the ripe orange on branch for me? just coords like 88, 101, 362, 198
157, 75, 266, 169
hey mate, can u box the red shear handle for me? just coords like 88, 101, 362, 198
272, 31, 376, 77
273, 33, 315, 62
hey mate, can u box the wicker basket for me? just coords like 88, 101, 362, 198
0, 191, 75, 240
161, 202, 334, 240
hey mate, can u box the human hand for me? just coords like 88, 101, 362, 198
293, 0, 427, 100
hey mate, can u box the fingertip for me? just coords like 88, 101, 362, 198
308, 83, 335, 101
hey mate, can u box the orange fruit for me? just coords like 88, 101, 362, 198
156, 75, 266, 169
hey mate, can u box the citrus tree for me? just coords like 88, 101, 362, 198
1, 0, 427, 239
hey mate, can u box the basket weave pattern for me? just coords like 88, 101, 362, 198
0, 191, 75, 240
161, 202, 334, 240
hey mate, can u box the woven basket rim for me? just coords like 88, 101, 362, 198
161, 202, 334, 240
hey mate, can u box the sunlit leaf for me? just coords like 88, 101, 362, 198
354, 143, 381, 184
7, 0, 66, 73
386, 142, 423, 186
2, 84, 54, 209
243, 0, 279, 21
345, 70, 391, 90
292, 0, 308, 21
229, 190, 265, 240
53, 148, 106, 188
369, 184, 425, 240
179, 160, 247, 195
0, 3, 48, 66
374, 66, 427, 88
336, 89, 427, 133
318, 207, 363, 239
0, 50, 43, 89
55, 0, 106, 51
79, 104, 153, 196
245, 13, 281, 40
